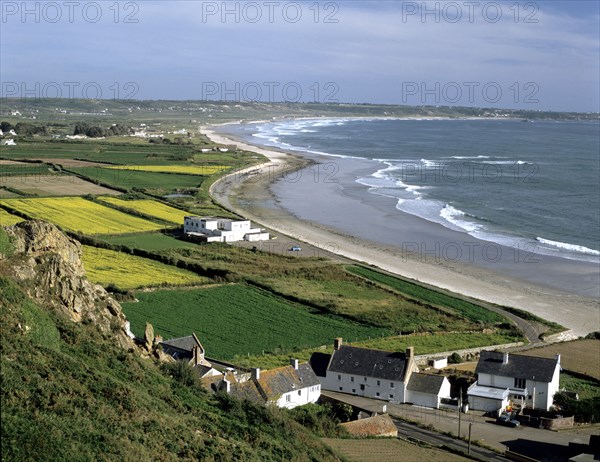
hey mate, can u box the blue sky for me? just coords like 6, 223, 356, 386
1, 0, 599, 111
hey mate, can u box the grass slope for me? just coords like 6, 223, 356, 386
0, 276, 341, 461
347, 266, 504, 324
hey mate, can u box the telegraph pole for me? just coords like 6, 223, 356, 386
458, 391, 462, 437
468, 423, 473, 454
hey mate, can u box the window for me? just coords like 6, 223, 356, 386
377, 380, 381, 386
376, 392, 380, 397
352, 389, 356, 393
514, 378, 526, 389
298, 390, 302, 396
360, 384, 365, 391
350, 377, 354, 382
286, 395, 291, 402
390, 394, 394, 399
390, 382, 395, 388
337, 374, 341, 380
364, 377, 367, 382
339, 387, 343, 391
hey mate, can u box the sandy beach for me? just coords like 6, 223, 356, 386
203, 125, 599, 338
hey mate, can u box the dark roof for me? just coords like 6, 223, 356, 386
407, 373, 446, 394
309, 352, 332, 377
328, 346, 408, 381
160, 334, 204, 360
476, 351, 558, 382
161, 335, 198, 352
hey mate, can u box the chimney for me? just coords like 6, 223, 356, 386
503, 352, 509, 365
405, 347, 414, 359
191, 345, 199, 367
334, 338, 343, 351
220, 379, 231, 393
555, 354, 561, 364
290, 358, 299, 370
252, 368, 260, 380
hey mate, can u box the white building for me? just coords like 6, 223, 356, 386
223, 359, 321, 409
1, 139, 16, 146
468, 351, 561, 413
310, 338, 451, 408
183, 216, 269, 243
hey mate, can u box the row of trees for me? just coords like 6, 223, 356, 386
73, 122, 130, 138
1, 121, 48, 136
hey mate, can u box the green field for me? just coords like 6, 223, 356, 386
0, 164, 56, 176
347, 266, 504, 324
72, 167, 203, 191
233, 331, 523, 370
122, 284, 388, 359
100, 232, 198, 251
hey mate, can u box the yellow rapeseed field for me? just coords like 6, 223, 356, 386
0, 208, 24, 226
98, 197, 190, 224
2, 197, 164, 235
82, 246, 207, 289
107, 165, 229, 176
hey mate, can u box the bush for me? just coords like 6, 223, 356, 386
585, 331, 600, 340
448, 352, 463, 364
288, 403, 346, 437
554, 392, 600, 423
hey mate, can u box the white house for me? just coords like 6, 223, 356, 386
406, 373, 451, 409
183, 216, 269, 243
1, 139, 16, 146
310, 338, 451, 408
468, 351, 561, 413
222, 359, 321, 409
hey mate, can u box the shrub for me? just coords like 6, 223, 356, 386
448, 352, 463, 364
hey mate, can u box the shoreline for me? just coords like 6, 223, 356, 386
203, 123, 599, 337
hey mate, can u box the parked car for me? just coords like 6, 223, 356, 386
496, 414, 520, 428
289, 246, 302, 252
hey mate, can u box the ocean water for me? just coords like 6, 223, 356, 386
225, 118, 600, 264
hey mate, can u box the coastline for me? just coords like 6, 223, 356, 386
203, 123, 599, 338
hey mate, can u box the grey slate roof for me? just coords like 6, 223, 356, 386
309, 352, 332, 378
328, 346, 408, 381
407, 373, 446, 394
161, 335, 197, 352
160, 335, 202, 360
476, 351, 558, 382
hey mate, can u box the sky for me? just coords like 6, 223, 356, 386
1, 0, 599, 112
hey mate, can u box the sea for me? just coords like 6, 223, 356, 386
223, 118, 600, 268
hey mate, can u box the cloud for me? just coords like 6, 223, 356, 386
1, 1, 598, 111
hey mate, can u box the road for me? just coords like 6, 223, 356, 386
323, 391, 599, 462
393, 419, 510, 462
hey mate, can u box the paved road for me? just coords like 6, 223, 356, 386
393, 419, 510, 462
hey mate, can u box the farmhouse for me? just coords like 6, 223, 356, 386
467, 351, 561, 413
218, 359, 321, 409
160, 334, 222, 380
310, 338, 451, 408
183, 216, 269, 243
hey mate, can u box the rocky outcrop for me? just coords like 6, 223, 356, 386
2, 221, 133, 349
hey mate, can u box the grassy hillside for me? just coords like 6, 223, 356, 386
0, 276, 341, 461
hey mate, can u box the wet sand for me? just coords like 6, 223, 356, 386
204, 125, 600, 337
